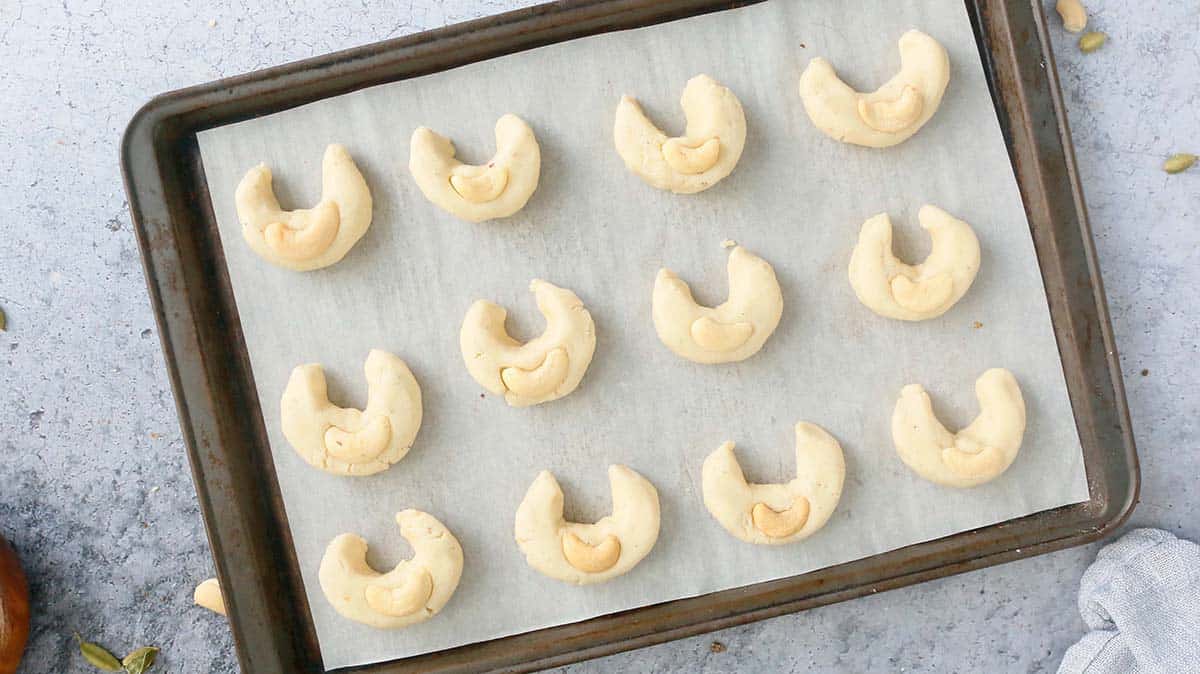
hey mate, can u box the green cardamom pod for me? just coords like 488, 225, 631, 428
1079, 31, 1107, 53
75, 633, 123, 671
1164, 153, 1197, 175
122, 646, 159, 673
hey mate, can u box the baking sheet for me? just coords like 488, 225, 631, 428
196, 0, 1090, 669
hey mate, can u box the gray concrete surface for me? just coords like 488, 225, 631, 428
0, 1, 1195, 672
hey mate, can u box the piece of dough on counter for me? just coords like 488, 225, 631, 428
848, 205, 980, 321
460, 279, 595, 407
799, 30, 950, 148
514, 465, 660, 585
702, 422, 845, 545
892, 368, 1026, 488
409, 114, 541, 222
653, 245, 783, 364
281, 349, 422, 476
236, 144, 372, 271
318, 510, 463, 629
614, 74, 746, 194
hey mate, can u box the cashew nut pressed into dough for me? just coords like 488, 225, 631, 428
892, 368, 1026, 488
848, 205, 980, 321
460, 279, 596, 407
614, 74, 746, 194
409, 114, 541, 222
702, 422, 845, 545
799, 30, 950, 148
281, 349, 422, 476
514, 465, 660, 585
653, 246, 783, 364
236, 144, 373, 271
318, 510, 463, 629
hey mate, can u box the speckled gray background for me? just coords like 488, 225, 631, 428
0, 1, 1195, 672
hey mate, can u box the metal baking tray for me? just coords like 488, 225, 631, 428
120, 1, 1138, 671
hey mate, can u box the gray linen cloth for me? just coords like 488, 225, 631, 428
1059, 528, 1200, 673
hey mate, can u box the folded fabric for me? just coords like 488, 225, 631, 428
1058, 528, 1200, 673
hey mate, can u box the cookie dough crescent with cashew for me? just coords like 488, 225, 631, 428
892, 368, 1026, 488
236, 144, 373, 271
409, 114, 541, 222
653, 246, 783, 364
848, 205, 980, 321
460, 279, 596, 407
702, 422, 845, 545
281, 349, 422, 476
318, 510, 463, 629
799, 30, 950, 148
515, 465, 660, 585
614, 74, 746, 193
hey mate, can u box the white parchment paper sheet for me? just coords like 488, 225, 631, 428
197, 0, 1090, 668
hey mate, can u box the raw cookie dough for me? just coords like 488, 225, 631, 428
514, 465, 660, 585
318, 510, 463, 629
236, 144, 372, 271
614, 74, 746, 194
848, 205, 980, 321
653, 246, 783, 364
702, 422, 845, 545
281, 349, 422, 476
892, 368, 1026, 488
460, 279, 595, 407
799, 30, 950, 148
409, 114, 541, 222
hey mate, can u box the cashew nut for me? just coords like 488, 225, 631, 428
461, 280, 595, 407
281, 349, 422, 476
751, 499, 810, 539
689, 316, 754, 353
323, 416, 392, 464
514, 466, 660, 585
262, 200, 340, 262
236, 144, 372, 271
702, 423, 845, 545
1056, 0, 1087, 33
410, 114, 540, 222
799, 30, 950, 148
561, 533, 621, 573
614, 74, 746, 193
450, 164, 509, 203
857, 85, 925, 133
891, 368, 1026, 488
500, 347, 569, 399
193, 578, 226, 616
662, 137, 721, 175
363, 569, 433, 618
848, 205, 981, 321
653, 245, 782, 364
318, 510, 463, 629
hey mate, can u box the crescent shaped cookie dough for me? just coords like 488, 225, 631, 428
892, 368, 1026, 488
318, 510, 463, 629
281, 349, 422, 476
848, 205, 980, 321
702, 422, 845, 545
460, 279, 596, 407
799, 30, 950, 148
614, 74, 746, 194
514, 465, 660, 585
236, 144, 373, 271
653, 246, 783, 364
409, 114, 541, 222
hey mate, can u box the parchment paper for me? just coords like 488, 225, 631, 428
196, 1, 1090, 668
